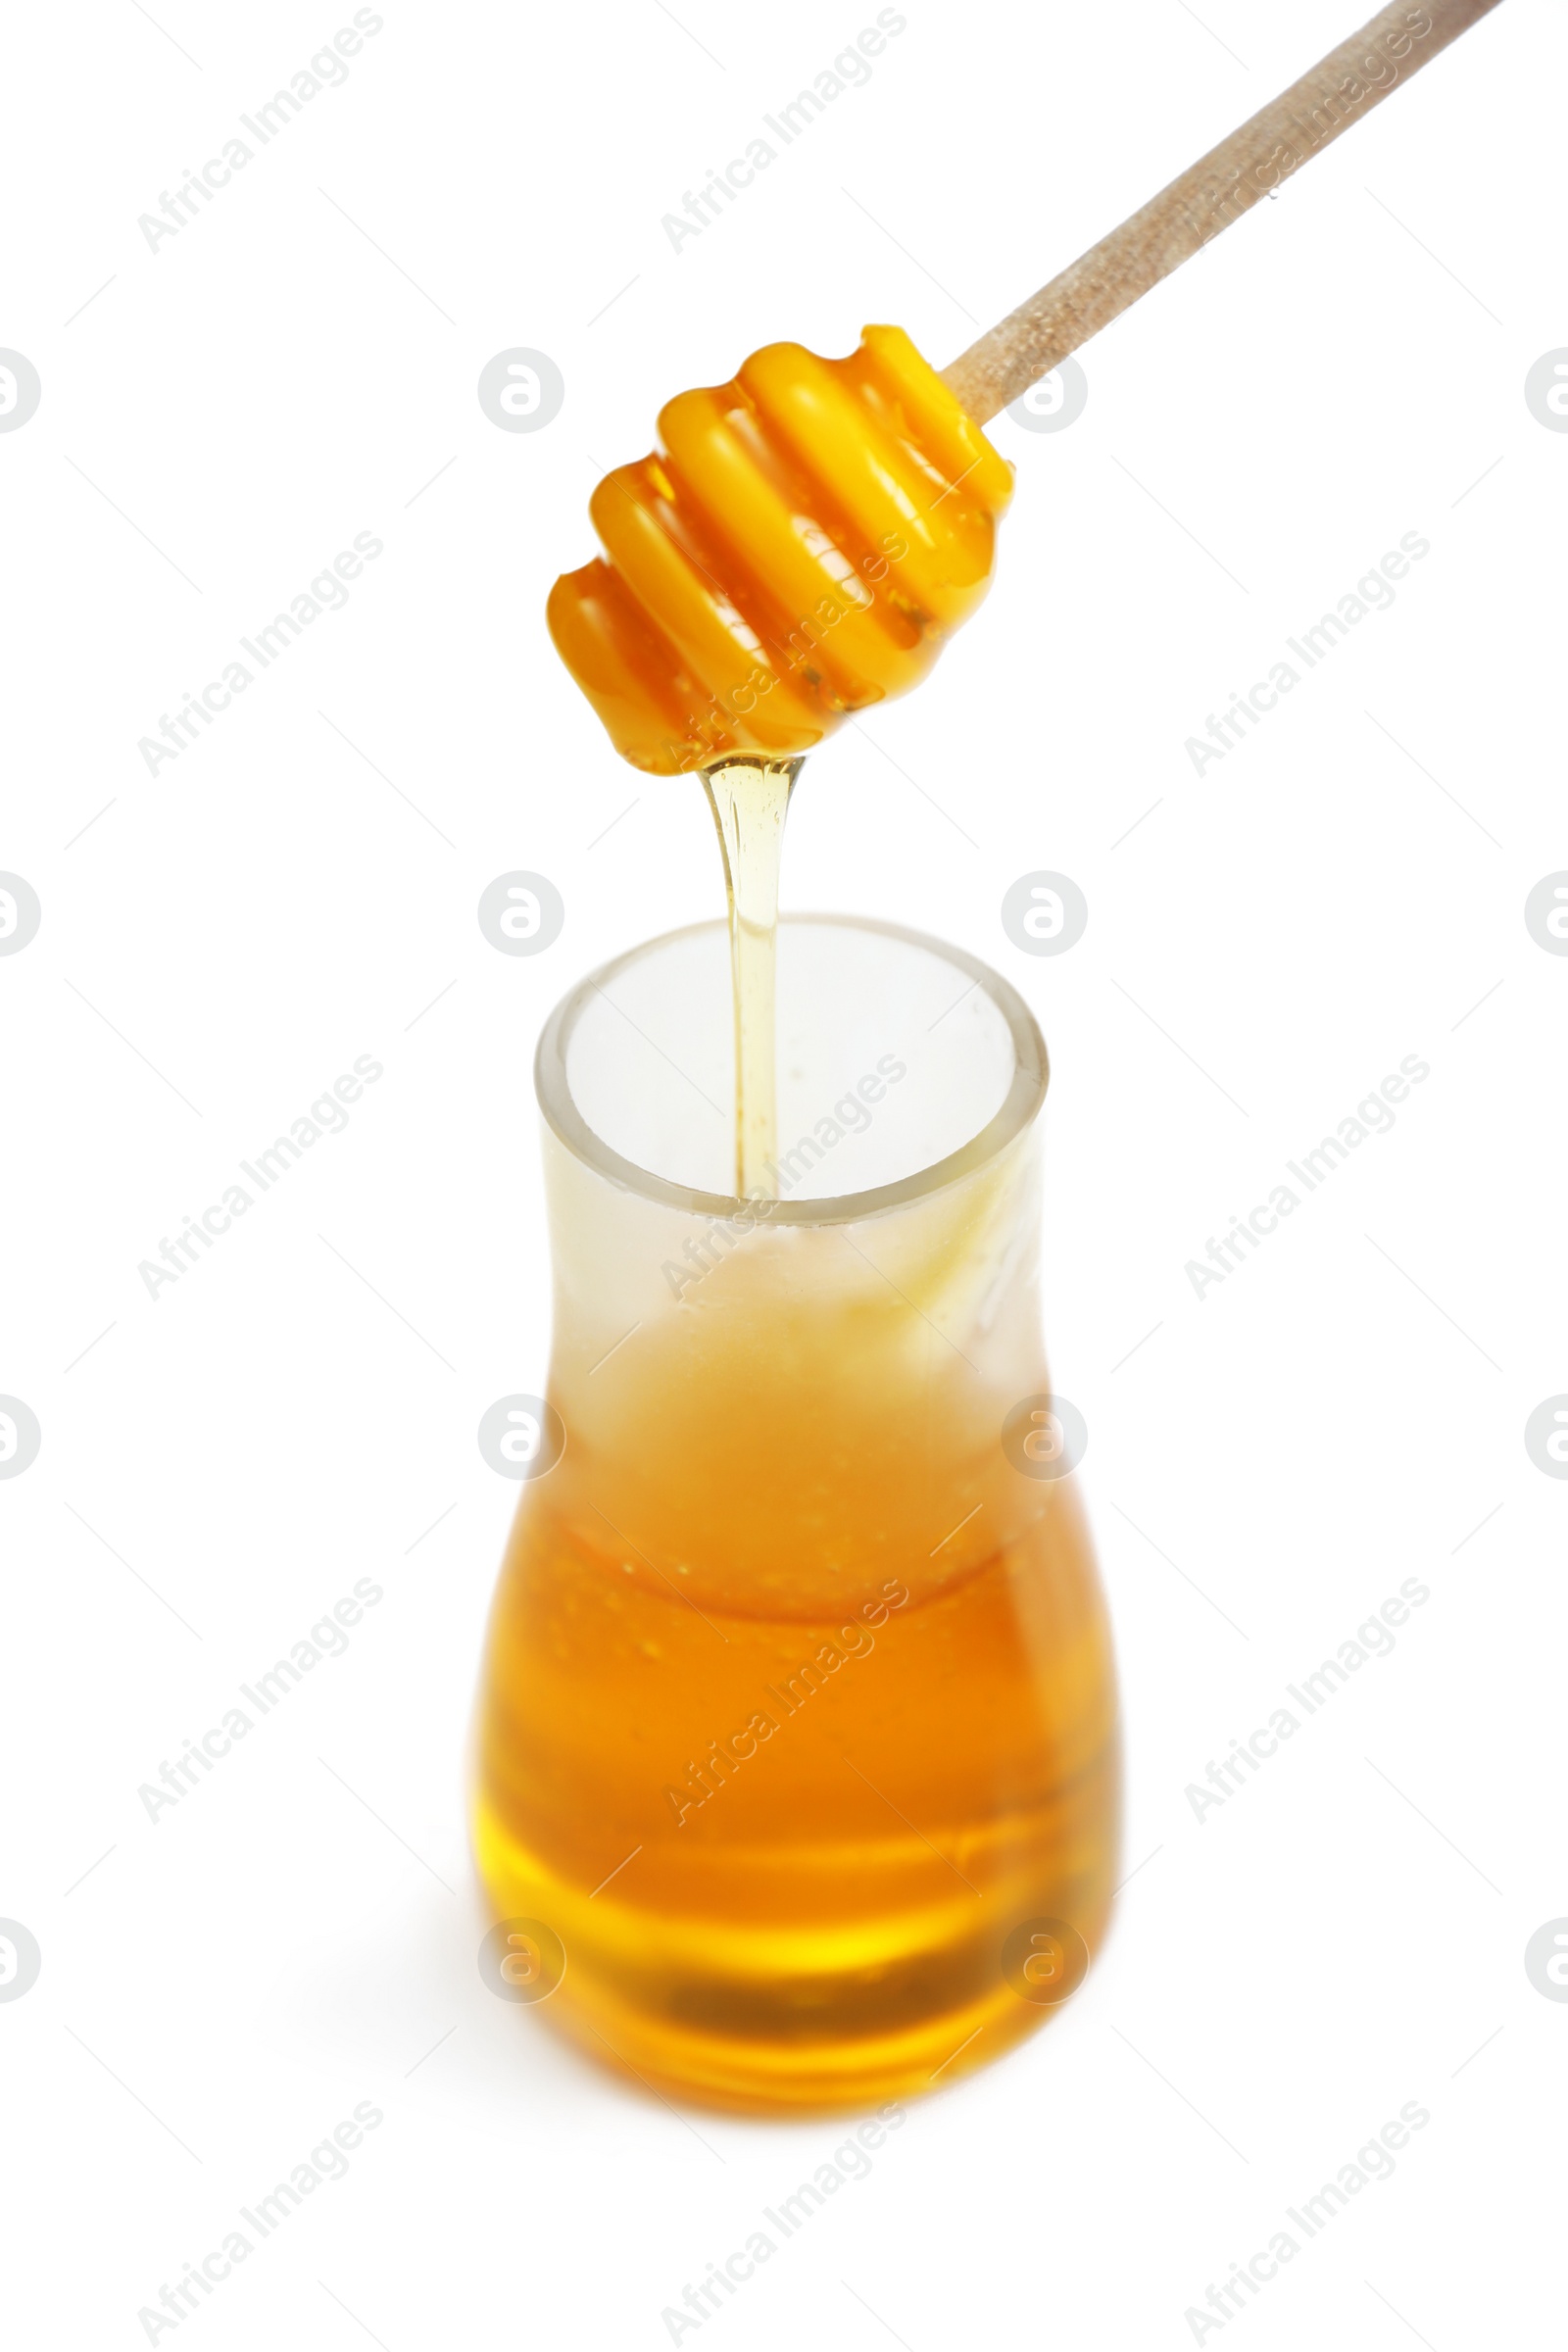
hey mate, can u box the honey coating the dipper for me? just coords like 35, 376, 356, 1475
547, 325, 1013, 775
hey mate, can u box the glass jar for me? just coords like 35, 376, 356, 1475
472, 913, 1119, 2111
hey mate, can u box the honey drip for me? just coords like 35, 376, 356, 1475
701, 753, 803, 1198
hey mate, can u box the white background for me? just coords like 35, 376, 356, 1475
3, 0, 1565, 2344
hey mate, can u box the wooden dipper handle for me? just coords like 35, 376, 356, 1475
941, 0, 1505, 424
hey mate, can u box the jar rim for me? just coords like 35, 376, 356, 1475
533, 912, 1049, 1227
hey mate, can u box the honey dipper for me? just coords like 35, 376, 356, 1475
548, 0, 1502, 776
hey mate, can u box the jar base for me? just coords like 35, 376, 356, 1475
471, 1793, 1117, 2116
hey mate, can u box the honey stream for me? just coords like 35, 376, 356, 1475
700, 753, 803, 1198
